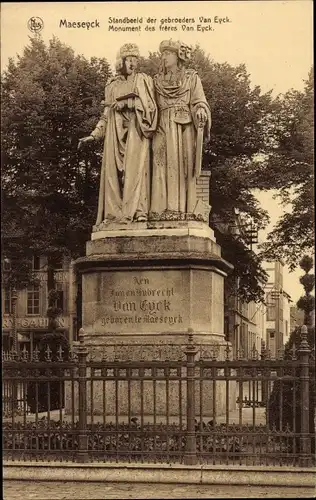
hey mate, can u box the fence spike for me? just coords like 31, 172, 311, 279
225, 342, 230, 361
187, 327, 194, 345
32, 345, 40, 362
45, 345, 52, 362
139, 346, 145, 361
114, 344, 118, 362
21, 345, 28, 362
251, 343, 259, 360
277, 346, 285, 360
57, 344, 64, 362
10, 348, 18, 361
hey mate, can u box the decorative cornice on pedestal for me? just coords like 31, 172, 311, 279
91, 220, 215, 241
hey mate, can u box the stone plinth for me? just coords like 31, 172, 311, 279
69, 221, 236, 417
76, 222, 232, 340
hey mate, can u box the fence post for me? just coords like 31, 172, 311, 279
260, 341, 268, 404
76, 328, 89, 463
298, 324, 311, 467
184, 329, 198, 465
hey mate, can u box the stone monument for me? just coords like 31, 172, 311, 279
75, 41, 234, 416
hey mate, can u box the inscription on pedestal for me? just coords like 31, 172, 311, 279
85, 271, 189, 333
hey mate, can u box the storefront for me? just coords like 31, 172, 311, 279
2, 316, 69, 352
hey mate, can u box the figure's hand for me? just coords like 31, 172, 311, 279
112, 100, 126, 111
77, 136, 95, 150
196, 107, 208, 126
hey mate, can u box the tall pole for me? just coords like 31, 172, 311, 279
276, 289, 280, 358
11, 287, 19, 410
184, 331, 198, 465
11, 287, 18, 354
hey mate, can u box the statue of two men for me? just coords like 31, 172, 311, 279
78, 40, 211, 226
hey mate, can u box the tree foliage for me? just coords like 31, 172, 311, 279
296, 255, 315, 324
1, 36, 112, 286
258, 69, 314, 269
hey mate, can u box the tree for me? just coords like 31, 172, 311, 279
257, 69, 314, 269
2, 36, 112, 336
296, 255, 315, 326
1, 36, 112, 289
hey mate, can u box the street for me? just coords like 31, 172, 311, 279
3, 481, 315, 499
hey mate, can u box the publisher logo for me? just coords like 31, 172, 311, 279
27, 17, 44, 33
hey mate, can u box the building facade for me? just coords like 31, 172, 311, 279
224, 287, 266, 359
262, 261, 292, 357
2, 256, 77, 352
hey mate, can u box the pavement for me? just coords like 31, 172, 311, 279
4, 407, 267, 426
3, 481, 315, 499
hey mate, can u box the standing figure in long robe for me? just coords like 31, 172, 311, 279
150, 40, 211, 220
79, 43, 157, 224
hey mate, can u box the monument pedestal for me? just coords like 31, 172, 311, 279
70, 221, 236, 418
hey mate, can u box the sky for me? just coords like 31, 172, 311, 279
1, 0, 313, 300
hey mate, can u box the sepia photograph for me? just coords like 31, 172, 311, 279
1, 1, 314, 498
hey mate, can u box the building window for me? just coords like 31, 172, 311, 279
4, 288, 13, 315
267, 305, 276, 321
54, 256, 63, 270
27, 285, 40, 315
32, 255, 41, 270
266, 292, 276, 321
56, 283, 64, 313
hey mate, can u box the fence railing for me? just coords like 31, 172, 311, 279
2, 327, 315, 467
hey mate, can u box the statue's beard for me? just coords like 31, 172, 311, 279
159, 62, 184, 86
122, 67, 136, 77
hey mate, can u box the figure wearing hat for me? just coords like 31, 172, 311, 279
150, 40, 211, 220
79, 43, 157, 224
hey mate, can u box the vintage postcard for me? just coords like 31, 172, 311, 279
2, 1, 314, 498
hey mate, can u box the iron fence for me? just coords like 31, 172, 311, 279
2, 327, 315, 467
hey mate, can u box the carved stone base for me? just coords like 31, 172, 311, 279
92, 201, 211, 233
70, 228, 234, 418
91, 220, 215, 241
